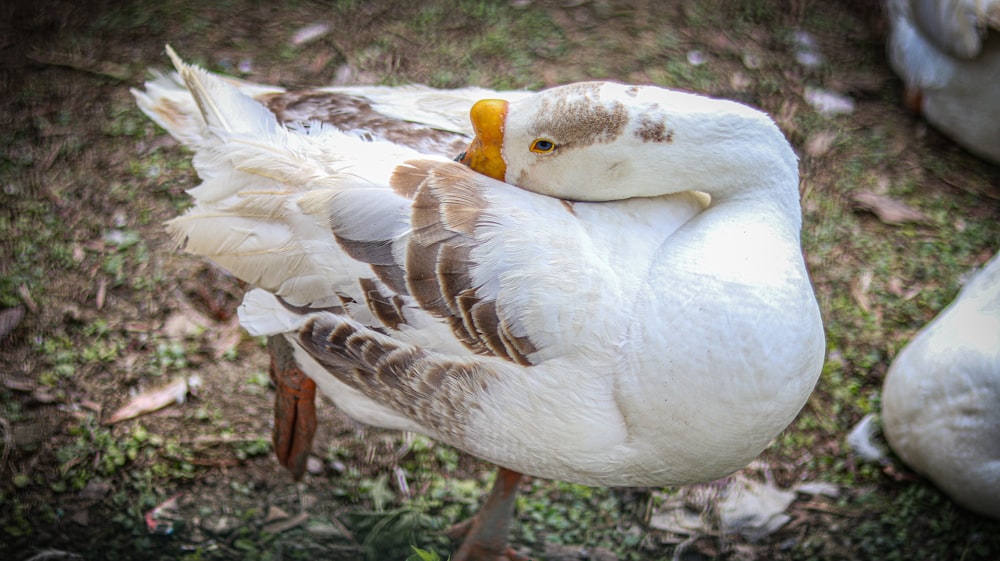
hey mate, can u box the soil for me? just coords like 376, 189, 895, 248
2, 1, 999, 560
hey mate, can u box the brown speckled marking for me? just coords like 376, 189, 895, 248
634, 115, 673, 143
300, 317, 497, 442
625, 85, 641, 97
260, 91, 468, 156
528, 82, 628, 151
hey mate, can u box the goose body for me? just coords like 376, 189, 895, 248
882, 254, 1000, 519
134, 48, 825, 556
885, 0, 1000, 163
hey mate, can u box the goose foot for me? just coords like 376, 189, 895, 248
268, 335, 317, 481
449, 467, 529, 561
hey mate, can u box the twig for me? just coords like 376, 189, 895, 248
27, 50, 131, 82
18, 284, 38, 313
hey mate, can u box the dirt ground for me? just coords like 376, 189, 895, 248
2, 1, 1000, 560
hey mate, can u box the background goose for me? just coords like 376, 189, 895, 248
134, 48, 825, 559
885, 0, 1000, 164
882, 253, 1000, 520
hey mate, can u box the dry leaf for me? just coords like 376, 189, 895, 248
162, 308, 211, 341
105, 376, 201, 424
851, 192, 930, 225
805, 130, 837, 157
262, 511, 310, 535
211, 316, 245, 358
0, 306, 25, 339
851, 269, 874, 313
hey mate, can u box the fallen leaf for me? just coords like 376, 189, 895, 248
264, 505, 291, 524
211, 316, 244, 358
3, 376, 35, 392
803, 86, 854, 117
0, 306, 25, 338
851, 191, 930, 225
850, 269, 873, 313
69, 509, 89, 526
718, 476, 796, 542
805, 130, 837, 157
105, 376, 201, 424
162, 308, 211, 341
847, 413, 889, 463
794, 481, 840, 498
262, 511, 309, 534
17, 284, 38, 313
290, 23, 331, 46
145, 494, 182, 535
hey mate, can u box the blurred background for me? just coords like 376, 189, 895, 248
1, 1, 998, 560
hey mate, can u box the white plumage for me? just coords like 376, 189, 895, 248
882, 253, 1000, 519
135, 46, 825, 557
885, 0, 1000, 163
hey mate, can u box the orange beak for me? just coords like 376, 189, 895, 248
460, 99, 508, 181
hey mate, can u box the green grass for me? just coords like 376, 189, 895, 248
3, 1, 1000, 560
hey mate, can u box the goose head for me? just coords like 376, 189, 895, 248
460, 81, 798, 203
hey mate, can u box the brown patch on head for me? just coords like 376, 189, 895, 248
634, 114, 673, 143
625, 85, 641, 97
529, 82, 628, 150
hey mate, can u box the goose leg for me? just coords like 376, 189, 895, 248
452, 467, 528, 561
268, 335, 317, 482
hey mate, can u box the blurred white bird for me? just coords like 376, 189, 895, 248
882, 253, 1000, 520
885, 0, 1000, 163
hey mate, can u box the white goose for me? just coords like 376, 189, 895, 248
134, 47, 825, 559
885, 0, 1000, 164
882, 253, 1000, 520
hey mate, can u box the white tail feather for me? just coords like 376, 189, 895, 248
143, 48, 449, 310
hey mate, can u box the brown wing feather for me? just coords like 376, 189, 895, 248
259, 91, 537, 366
405, 163, 538, 364
299, 315, 497, 442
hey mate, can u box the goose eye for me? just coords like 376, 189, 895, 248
530, 139, 556, 153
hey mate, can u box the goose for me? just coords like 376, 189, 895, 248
133, 47, 825, 560
884, 0, 1000, 164
881, 253, 1000, 520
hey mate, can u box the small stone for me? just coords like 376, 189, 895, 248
306, 519, 344, 538
300, 493, 319, 510
306, 456, 324, 475
202, 514, 240, 536
686, 50, 707, 66
78, 479, 112, 500
70, 509, 89, 526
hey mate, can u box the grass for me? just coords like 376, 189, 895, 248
2, 0, 1000, 560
